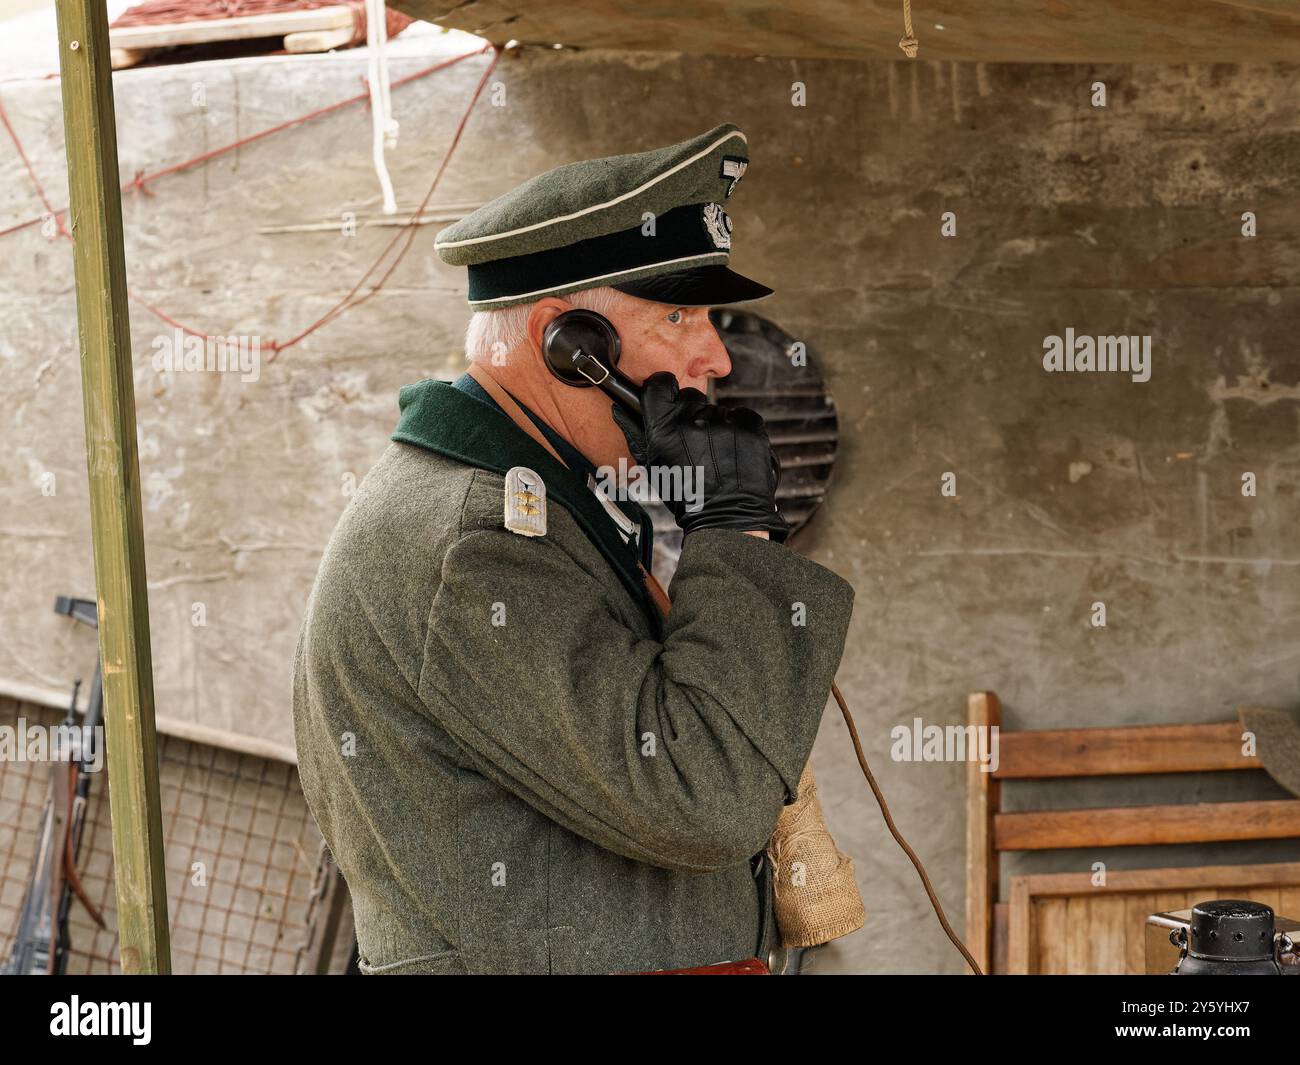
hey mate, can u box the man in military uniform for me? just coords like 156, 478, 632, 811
292, 123, 858, 974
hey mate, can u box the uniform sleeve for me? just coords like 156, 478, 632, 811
422, 526, 854, 874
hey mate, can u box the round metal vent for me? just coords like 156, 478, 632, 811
646, 309, 839, 584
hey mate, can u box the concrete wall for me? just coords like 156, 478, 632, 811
2, 43, 1298, 972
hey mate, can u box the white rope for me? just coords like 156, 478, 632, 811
366, 0, 398, 214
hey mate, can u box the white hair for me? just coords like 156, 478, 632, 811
464, 286, 629, 362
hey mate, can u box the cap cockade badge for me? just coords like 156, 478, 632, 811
504, 466, 547, 537
702, 203, 733, 251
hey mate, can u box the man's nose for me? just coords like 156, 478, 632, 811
683, 323, 732, 382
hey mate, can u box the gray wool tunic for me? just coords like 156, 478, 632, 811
291, 379, 855, 974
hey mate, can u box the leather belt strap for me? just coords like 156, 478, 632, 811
467, 362, 567, 468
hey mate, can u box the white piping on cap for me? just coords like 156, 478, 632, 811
465, 252, 729, 307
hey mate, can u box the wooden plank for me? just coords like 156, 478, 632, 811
0, 682, 298, 764
109, 6, 354, 50
1065, 895, 1090, 974
964, 691, 1001, 975
1036, 897, 1069, 974
1152, 892, 1193, 915
54, 0, 171, 976
991, 902, 1009, 975
1124, 893, 1156, 974
1011, 862, 1300, 898
1078, 892, 1166, 974
109, 48, 147, 69
1006, 877, 1030, 975
1025, 893, 1039, 975
1247, 887, 1282, 914
995, 800, 1300, 850
284, 26, 356, 53
995, 721, 1255, 779
1089, 896, 1125, 974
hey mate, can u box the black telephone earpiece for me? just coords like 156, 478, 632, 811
542, 309, 644, 415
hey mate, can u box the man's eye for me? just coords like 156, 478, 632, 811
665, 310, 683, 324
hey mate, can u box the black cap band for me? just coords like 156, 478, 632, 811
466, 202, 735, 308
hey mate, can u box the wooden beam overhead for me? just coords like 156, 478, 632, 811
389, 1, 1300, 64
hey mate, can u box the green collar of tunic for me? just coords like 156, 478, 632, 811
392, 378, 659, 626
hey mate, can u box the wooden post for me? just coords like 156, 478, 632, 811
965, 691, 1001, 975
54, 0, 171, 975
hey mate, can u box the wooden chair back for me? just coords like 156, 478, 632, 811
965, 691, 1300, 973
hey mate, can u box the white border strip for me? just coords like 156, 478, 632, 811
0, 677, 299, 765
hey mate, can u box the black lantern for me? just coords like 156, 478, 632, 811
1170, 900, 1295, 975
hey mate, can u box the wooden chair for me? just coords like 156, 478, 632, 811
965, 691, 1300, 974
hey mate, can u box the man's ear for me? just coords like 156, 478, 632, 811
525, 297, 572, 370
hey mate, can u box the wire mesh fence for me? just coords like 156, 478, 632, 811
0, 696, 350, 974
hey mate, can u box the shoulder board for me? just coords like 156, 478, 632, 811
504, 466, 547, 537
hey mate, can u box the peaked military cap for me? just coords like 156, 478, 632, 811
434, 123, 773, 311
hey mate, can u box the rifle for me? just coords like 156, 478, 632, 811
1, 596, 107, 975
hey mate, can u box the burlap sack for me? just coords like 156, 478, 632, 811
765, 763, 866, 948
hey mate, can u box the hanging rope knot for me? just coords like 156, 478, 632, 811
128, 170, 155, 197
898, 0, 919, 58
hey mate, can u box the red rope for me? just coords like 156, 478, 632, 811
2, 49, 478, 232
0, 42, 499, 358
0, 101, 69, 239
268, 43, 499, 357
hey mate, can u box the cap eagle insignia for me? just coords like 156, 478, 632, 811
702, 203, 733, 251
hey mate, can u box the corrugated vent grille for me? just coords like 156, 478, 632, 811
645, 310, 838, 585
710, 308, 839, 532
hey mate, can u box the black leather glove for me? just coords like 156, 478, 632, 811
611, 372, 790, 543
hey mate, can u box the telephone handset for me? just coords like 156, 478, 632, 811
541, 308, 781, 488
